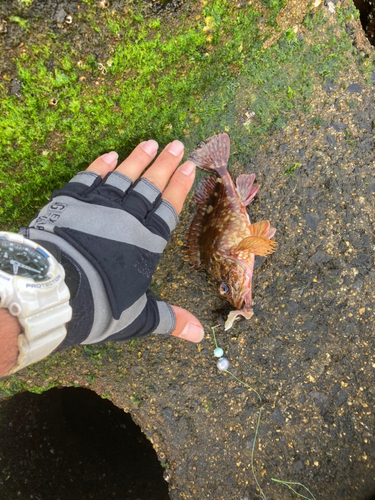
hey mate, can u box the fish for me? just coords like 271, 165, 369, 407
187, 133, 276, 330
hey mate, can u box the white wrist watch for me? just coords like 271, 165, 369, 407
0, 231, 72, 375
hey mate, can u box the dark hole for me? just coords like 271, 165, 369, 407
352, 0, 375, 46
0, 387, 170, 500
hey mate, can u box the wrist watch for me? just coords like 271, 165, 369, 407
0, 231, 72, 375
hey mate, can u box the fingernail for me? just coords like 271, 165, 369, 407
178, 322, 204, 342
167, 140, 184, 156
141, 140, 158, 156
179, 161, 195, 176
101, 151, 118, 167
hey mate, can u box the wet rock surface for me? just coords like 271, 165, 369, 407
4, 73, 373, 499
149, 64, 375, 499
0, 1, 374, 500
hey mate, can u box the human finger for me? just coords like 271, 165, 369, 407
170, 306, 204, 343
86, 151, 119, 177
141, 140, 185, 192
115, 140, 159, 181
162, 161, 196, 215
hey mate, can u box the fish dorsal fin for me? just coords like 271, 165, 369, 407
193, 175, 217, 207
249, 220, 276, 239
187, 176, 218, 266
234, 236, 277, 257
188, 133, 230, 176
236, 174, 260, 206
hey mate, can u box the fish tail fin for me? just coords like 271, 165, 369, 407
187, 133, 230, 176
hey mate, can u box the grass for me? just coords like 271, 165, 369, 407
0, 0, 366, 232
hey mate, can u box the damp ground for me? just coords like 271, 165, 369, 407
0, 1, 375, 500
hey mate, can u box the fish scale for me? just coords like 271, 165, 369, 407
187, 133, 277, 330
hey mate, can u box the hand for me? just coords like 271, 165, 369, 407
26, 139, 204, 346
0, 309, 22, 377
85, 140, 204, 343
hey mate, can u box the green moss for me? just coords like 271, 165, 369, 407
0, 376, 28, 397
0, 375, 61, 397
0, 1, 254, 229
0, 0, 358, 230
27, 382, 61, 394
311, 116, 327, 128
85, 372, 97, 383
284, 162, 301, 175
262, 0, 287, 26
129, 339, 142, 348
130, 393, 142, 405
191, 9, 353, 164
9, 15, 30, 31
336, 4, 360, 26
83, 345, 103, 360
0, 1, 358, 235
344, 127, 356, 147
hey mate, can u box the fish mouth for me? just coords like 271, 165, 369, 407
224, 308, 254, 330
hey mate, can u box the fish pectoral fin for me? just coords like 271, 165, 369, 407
234, 236, 277, 257
249, 220, 276, 239
236, 174, 260, 206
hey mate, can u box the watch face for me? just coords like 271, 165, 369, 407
0, 238, 50, 282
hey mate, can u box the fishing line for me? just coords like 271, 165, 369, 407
210, 326, 316, 500
270, 479, 317, 500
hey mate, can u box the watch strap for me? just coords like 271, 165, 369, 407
5, 265, 72, 375
8, 321, 68, 376
0, 233, 72, 375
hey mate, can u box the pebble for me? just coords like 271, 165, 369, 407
10, 78, 22, 98
346, 83, 362, 93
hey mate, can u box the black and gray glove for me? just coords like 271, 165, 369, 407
20, 169, 179, 348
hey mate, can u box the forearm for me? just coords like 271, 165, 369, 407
0, 308, 22, 378
0, 233, 95, 378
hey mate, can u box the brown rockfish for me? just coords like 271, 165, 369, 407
187, 133, 276, 330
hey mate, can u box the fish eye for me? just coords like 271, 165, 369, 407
220, 283, 230, 294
